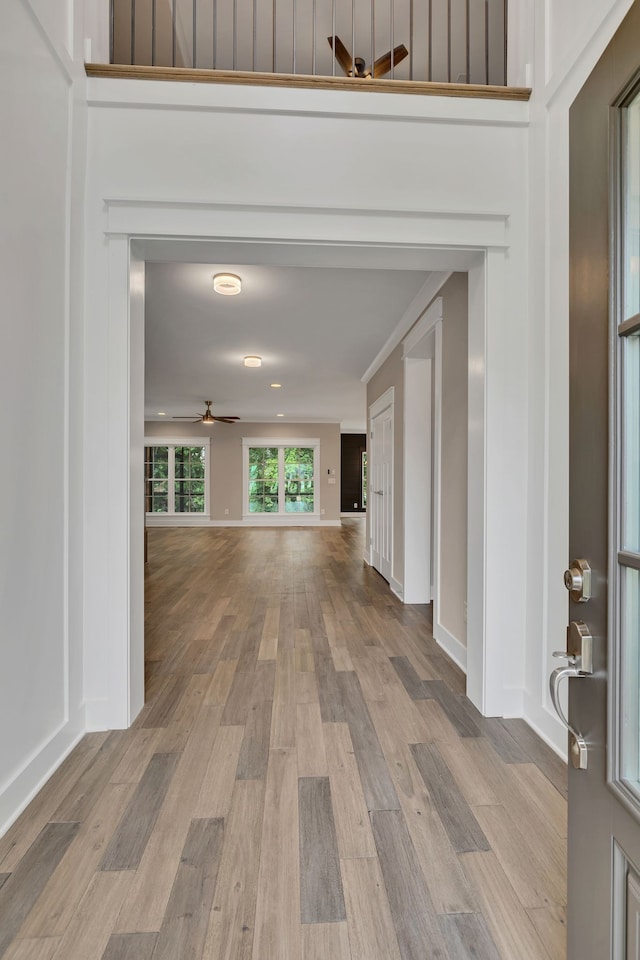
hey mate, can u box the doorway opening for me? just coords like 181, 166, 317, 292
90, 214, 518, 732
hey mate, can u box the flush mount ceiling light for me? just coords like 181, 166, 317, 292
157, 411, 166, 416
270, 383, 282, 388
244, 355, 262, 368
213, 273, 242, 296
277, 413, 285, 417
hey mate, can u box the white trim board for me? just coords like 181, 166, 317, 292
433, 622, 467, 674
402, 296, 444, 606
390, 577, 404, 600
147, 518, 341, 527
369, 386, 395, 419
363, 273, 451, 383
0, 714, 85, 838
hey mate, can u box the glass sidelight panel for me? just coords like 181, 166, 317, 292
623, 91, 640, 319
620, 567, 640, 790
622, 331, 640, 554
615, 84, 640, 809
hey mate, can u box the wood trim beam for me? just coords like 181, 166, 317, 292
85, 63, 531, 101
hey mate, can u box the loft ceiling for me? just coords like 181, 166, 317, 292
139, 239, 477, 429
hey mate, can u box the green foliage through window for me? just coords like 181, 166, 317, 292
145, 444, 207, 514
247, 445, 316, 514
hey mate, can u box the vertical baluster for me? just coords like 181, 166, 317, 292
233, 0, 237, 69
465, 0, 470, 82
130, 0, 136, 64
172, 0, 177, 66
213, 0, 217, 68
312, 0, 316, 74
152, 0, 157, 65
428, 0, 432, 81
503, 0, 507, 85
273, 0, 276, 71
193, 0, 196, 67
109, 0, 114, 62
292, 0, 296, 73
485, 0, 489, 85
447, 0, 451, 82
409, 0, 413, 80
370, 0, 374, 81
351, 0, 355, 77
253, 0, 257, 70
331, 0, 336, 75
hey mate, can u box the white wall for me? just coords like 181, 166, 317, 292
523, 0, 636, 751
0, 0, 87, 835
144, 420, 342, 523
82, 79, 530, 724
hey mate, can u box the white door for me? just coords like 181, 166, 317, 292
553, 4, 640, 955
370, 400, 393, 582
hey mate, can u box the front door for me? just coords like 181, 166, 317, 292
566, 3, 640, 956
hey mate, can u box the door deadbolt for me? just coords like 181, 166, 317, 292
563, 559, 592, 603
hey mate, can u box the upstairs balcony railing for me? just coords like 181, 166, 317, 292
110, 0, 508, 87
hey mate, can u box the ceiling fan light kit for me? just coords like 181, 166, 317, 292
244, 355, 262, 367
328, 35, 408, 79
213, 273, 242, 295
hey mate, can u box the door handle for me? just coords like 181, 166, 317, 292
549, 664, 588, 769
548, 620, 594, 770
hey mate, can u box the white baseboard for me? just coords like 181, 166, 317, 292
390, 577, 404, 601
433, 621, 467, 674
240, 517, 341, 527
84, 696, 123, 731
0, 709, 86, 839
147, 517, 341, 528
145, 514, 212, 526
522, 691, 568, 760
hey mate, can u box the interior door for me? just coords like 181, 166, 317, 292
563, 3, 640, 956
370, 403, 393, 581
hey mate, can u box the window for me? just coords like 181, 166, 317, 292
144, 440, 210, 517
243, 439, 319, 518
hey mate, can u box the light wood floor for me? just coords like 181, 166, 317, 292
0, 521, 567, 960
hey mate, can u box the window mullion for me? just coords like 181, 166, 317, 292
279, 447, 285, 514
169, 446, 176, 515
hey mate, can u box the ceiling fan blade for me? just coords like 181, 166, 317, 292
213, 417, 240, 423
172, 416, 201, 421
328, 35, 355, 76
371, 43, 408, 78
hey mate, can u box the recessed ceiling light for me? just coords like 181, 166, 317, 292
213, 273, 242, 296
270, 383, 282, 388
157, 411, 166, 416
244, 355, 262, 368
277, 413, 284, 417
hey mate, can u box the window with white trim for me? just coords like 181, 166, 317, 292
144, 440, 210, 516
242, 439, 320, 518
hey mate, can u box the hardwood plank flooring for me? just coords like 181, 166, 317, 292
101, 933, 158, 960
0, 522, 567, 959
298, 777, 345, 923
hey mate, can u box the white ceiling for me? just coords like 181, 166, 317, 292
140, 240, 476, 430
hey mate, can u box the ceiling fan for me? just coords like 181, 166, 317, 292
172, 400, 240, 425
328, 35, 408, 79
